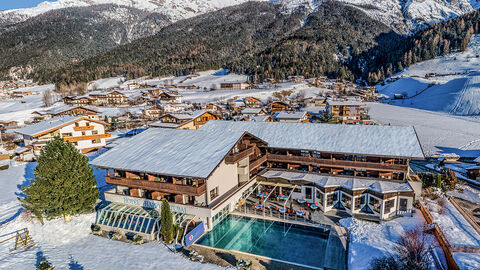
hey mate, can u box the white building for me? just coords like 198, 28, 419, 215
16, 116, 110, 155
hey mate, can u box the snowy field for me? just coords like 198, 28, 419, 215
368, 102, 480, 157
377, 35, 480, 116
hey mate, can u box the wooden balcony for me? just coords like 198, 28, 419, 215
225, 147, 256, 164
250, 155, 267, 171
266, 154, 408, 172
105, 175, 206, 196
73, 126, 94, 131
64, 133, 111, 142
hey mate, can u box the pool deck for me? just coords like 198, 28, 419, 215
324, 225, 349, 270
198, 213, 349, 270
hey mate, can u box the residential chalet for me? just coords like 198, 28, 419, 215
16, 116, 111, 155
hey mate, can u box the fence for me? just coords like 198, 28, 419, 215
418, 201, 459, 270
449, 197, 480, 236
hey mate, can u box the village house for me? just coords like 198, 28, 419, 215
220, 81, 250, 90
32, 106, 100, 122
141, 88, 165, 98
287, 76, 305, 83
326, 99, 367, 124
90, 121, 423, 241
163, 103, 193, 113
244, 97, 262, 108
248, 115, 275, 122
158, 91, 182, 104
63, 95, 96, 106
202, 103, 223, 112
89, 90, 128, 106
274, 111, 310, 123
150, 110, 219, 130
16, 116, 111, 155
241, 108, 267, 117
0, 120, 19, 128
143, 106, 163, 120
268, 101, 292, 113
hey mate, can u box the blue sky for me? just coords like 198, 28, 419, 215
0, 0, 48, 11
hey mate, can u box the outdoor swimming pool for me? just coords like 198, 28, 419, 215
196, 215, 330, 268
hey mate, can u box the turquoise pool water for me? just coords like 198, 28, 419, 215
196, 215, 329, 268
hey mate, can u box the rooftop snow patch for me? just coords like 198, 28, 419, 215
260, 169, 413, 194
200, 121, 425, 159
90, 128, 246, 178
15, 116, 82, 137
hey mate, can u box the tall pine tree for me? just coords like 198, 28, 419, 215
19, 136, 99, 222
160, 200, 174, 243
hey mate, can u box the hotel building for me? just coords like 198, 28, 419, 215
90, 121, 424, 240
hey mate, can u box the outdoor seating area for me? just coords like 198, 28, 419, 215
236, 183, 346, 226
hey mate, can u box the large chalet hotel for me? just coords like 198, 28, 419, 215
90, 121, 424, 241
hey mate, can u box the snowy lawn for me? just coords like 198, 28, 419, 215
0, 213, 226, 270
424, 199, 480, 247
339, 212, 427, 270
447, 185, 480, 205
453, 252, 480, 270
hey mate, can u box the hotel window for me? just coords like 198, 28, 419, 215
61, 133, 72, 137
92, 139, 101, 144
355, 196, 365, 210
384, 199, 395, 214
86, 122, 90, 126
300, 150, 309, 157
82, 131, 86, 136
312, 151, 321, 159
73, 142, 78, 146
305, 187, 313, 200
92, 130, 98, 135
369, 196, 381, 213
210, 187, 219, 200
341, 193, 352, 210
327, 193, 337, 206
399, 198, 408, 211
315, 189, 324, 205
75, 122, 79, 127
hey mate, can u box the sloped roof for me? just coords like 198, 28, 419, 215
15, 116, 82, 137
90, 128, 246, 178
260, 170, 413, 194
241, 108, 263, 115
274, 111, 308, 119
200, 121, 424, 159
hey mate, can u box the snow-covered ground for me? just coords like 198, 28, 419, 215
377, 35, 480, 116
425, 199, 480, 247
368, 102, 480, 157
339, 212, 430, 269
448, 185, 480, 205
0, 85, 57, 124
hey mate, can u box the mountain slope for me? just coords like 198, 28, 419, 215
38, 1, 310, 84
0, 4, 170, 79
0, 0, 261, 26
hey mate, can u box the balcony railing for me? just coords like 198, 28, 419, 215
225, 147, 256, 164
266, 153, 408, 172
73, 126, 94, 131
64, 133, 111, 142
105, 175, 206, 196
250, 155, 267, 171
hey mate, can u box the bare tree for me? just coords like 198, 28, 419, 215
42, 90, 54, 107
395, 226, 431, 270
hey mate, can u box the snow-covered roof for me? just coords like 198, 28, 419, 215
327, 99, 365, 106
149, 122, 180, 129
90, 128, 246, 178
46, 105, 98, 115
474, 156, 480, 163
15, 116, 82, 137
274, 111, 308, 120
241, 108, 263, 115
166, 110, 208, 120
200, 121, 424, 158
260, 169, 413, 194
249, 115, 272, 122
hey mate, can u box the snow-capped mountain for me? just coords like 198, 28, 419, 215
0, 0, 263, 25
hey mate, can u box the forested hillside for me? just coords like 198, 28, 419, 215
0, 4, 170, 79
24, 1, 480, 86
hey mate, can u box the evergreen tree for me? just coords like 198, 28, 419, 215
160, 200, 174, 243
19, 136, 99, 222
